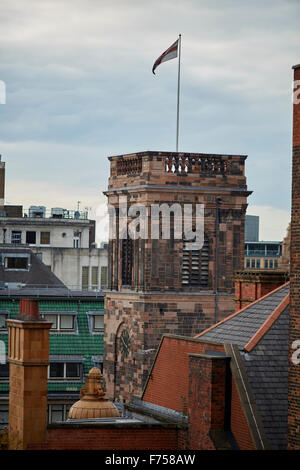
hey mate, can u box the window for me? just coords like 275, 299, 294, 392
41, 312, 76, 332
274, 260, 278, 268
0, 311, 9, 330
82, 266, 89, 289
49, 362, 64, 378
60, 315, 74, 330
269, 260, 273, 269
48, 405, 64, 423
44, 314, 57, 329
94, 315, 104, 331
87, 312, 104, 334
246, 259, 250, 268
11, 231, 22, 244
26, 231, 36, 244
91, 355, 103, 373
4, 256, 28, 270
0, 404, 9, 430
182, 237, 209, 287
0, 343, 5, 364
91, 267, 98, 290
66, 363, 81, 378
40, 231, 50, 245
47, 404, 71, 424
101, 266, 108, 289
73, 232, 80, 248
0, 362, 9, 380
256, 259, 260, 269
264, 260, 268, 269
251, 259, 255, 268
121, 238, 133, 286
48, 362, 82, 380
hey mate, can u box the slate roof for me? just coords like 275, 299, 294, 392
197, 283, 290, 450
197, 283, 289, 347
241, 305, 289, 450
0, 246, 65, 288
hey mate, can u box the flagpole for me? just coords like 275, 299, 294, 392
176, 34, 181, 152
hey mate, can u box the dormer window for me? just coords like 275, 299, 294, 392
40, 312, 77, 333
86, 311, 104, 334
3, 255, 29, 270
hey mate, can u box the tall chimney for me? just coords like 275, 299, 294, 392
288, 64, 300, 449
7, 300, 51, 449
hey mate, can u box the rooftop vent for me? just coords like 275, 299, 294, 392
29, 206, 46, 218
51, 208, 66, 219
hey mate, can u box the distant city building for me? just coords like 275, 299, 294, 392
0, 287, 104, 428
0, 246, 65, 289
244, 241, 282, 270
0, 157, 107, 428
245, 214, 259, 241
0, 158, 108, 290
243, 215, 286, 271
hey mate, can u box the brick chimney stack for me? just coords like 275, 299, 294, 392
7, 300, 51, 449
288, 64, 300, 449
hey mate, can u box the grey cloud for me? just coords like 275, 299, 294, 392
0, 0, 299, 229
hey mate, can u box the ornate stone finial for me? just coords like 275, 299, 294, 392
278, 222, 291, 272
68, 368, 120, 420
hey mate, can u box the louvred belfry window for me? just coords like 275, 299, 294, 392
182, 236, 209, 287
121, 238, 133, 286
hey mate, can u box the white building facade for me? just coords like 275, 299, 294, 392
0, 210, 108, 290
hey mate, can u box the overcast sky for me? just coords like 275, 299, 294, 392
0, 0, 298, 242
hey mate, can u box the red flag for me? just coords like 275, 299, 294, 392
152, 39, 179, 75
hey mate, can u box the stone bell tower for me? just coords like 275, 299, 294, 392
104, 151, 251, 402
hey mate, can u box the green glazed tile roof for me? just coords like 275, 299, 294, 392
0, 297, 104, 394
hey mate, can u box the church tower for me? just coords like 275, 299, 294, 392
104, 151, 251, 401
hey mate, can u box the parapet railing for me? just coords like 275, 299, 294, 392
165, 155, 231, 175
116, 156, 143, 176
113, 153, 245, 177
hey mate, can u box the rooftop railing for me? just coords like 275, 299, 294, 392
0, 284, 107, 297
245, 250, 281, 257
22, 209, 89, 220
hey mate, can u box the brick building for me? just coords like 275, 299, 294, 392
103, 151, 252, 401
288, 63, 300, 449
0, 288, 104, 428
3, 60, 300, 451
233, 269, 289, 311
139, 282, 290, 450
2, 283, 290, 450
244, 240, 282, 270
